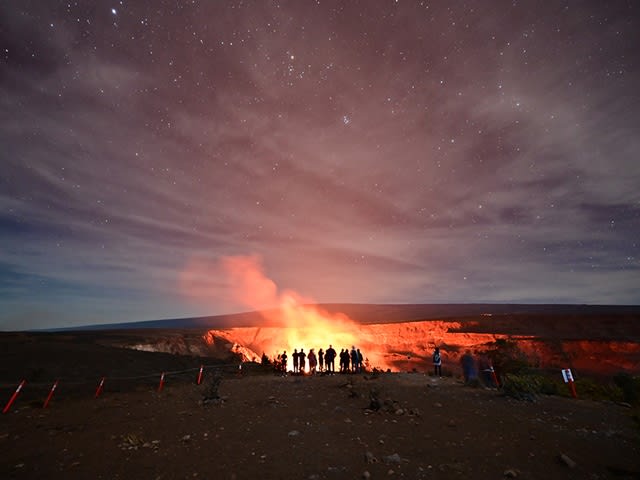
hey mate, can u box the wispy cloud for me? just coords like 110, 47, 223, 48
1, 1, 638, 329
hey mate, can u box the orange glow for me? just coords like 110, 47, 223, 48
189, 255, 391, 371
193, 256, 532, 372
189, 255, 640, 375
204, 320, 515, 372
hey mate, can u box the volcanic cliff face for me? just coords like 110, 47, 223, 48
114, 308, 640, 377
202, 319, 640, 376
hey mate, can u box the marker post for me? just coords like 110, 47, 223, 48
95, 377, 106, 398
43, 379, 59, 409
197, 365, 204, 385
562, 368, 577, 398
158, 372, 165, 393
489, 366, 499, 388
3, 380, 26, 414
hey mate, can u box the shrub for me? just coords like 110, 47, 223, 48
573, 377, 624, 402
501, 373, 561, 400
485, 338, 529, 377
613, 373, 640, 405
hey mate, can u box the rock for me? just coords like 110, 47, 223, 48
503, 468, 518, 477
288, 430, 300, 437
383, 453, 403, 465
559, 453, 576, 468
181, 435, 191, 442
394, 408, 404, 415
362, 471, 371, 479
439, 462, 465, 473
368, 392, 382, 411
387, 469, 395, 475
364, 451, 378, 464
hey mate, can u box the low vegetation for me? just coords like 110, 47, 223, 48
481, 338, 640, 406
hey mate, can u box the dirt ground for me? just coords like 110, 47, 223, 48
2, 368, 639, 480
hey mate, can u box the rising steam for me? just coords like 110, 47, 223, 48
182, 255, 383, 370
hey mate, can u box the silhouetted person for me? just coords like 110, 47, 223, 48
299, 348, 306, 374
318, 348, 324, 372
477, 353, 497, 387
350, 346, 358, 373
342, 348, 351, 373
281, 351, 288, 375
357, 348, 364, 373
433, 347, 442, 377
308, 349, 317, 374
326, 345, 336, 374
461, 350, 477, 384
292, 349, 299, 373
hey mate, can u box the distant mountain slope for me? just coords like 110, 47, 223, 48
45, 303, 640, 332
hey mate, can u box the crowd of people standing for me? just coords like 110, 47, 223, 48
275, 345, 365, 375
272, 345, 496, 386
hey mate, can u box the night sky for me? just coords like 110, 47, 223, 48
2, 1, 639, 330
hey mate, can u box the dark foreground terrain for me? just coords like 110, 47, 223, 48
2, 370, 639, 479
2, 326, 640, 480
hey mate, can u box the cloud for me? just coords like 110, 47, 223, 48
1, 1, 639, 329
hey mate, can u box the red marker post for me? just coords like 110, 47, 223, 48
95, 376, 106, 398
43, 379, 59, 409
158, 372, 165, 393
489, 366, 500, 388
196, 365, 204, 385
562, 368, 577, 398
3, 379, 26, 414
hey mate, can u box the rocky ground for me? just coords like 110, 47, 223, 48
2, 368, 639, 480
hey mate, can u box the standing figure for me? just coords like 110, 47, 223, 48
292, 349, 299, 374
299, 348, 307, 374
342, 348, 350, 372
325, 345, 336, 374
350, 346, 358, 373
357, 349, 364, 373
308, 349, 317, 374
433, 347, 442, 377
460, 350, 477, 384
318, 348, 325, 372
281, 351, 288, 374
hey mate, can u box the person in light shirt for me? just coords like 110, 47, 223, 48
433, 347, 442, 377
